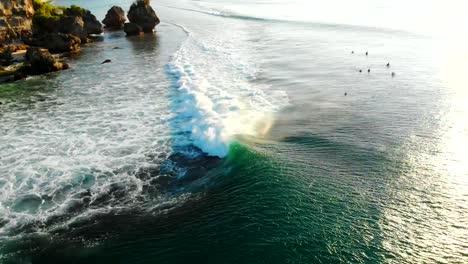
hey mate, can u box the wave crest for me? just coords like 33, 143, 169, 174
166, 34, 288, 157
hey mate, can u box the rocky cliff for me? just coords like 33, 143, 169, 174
0, 0, 34, 43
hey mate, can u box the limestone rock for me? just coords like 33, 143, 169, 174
25, 47, 69, 75
32, 4, 102, 41
59, 16, 87, 42
0, 43, 29, 64
123, 22, 142, 36
102, 6, 126, 29
127, 0, 160, 33
82, 11, 103, 35
0, 0, 34, 42
64, 5, 103, 35
26, 33, 81, 53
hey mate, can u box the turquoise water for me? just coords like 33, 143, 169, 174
1, 0, 467, 263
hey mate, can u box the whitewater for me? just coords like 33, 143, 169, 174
0, 0, 287, 241
2, 0, 468, 263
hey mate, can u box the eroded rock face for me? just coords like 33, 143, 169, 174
82, 11, 103, 35
0, 0, 34, 42
63, 5, 103, 35
0, 43, 29, 64
0, 0, 34, 17
31, 6, 102, 44
25, 47, 68, 75
102, 6, 126, 29
127, 0, 160, 33
0, 46, 13, 64
59, 16, 87, 42
0, 43, 28, 53
26, 33, 81, 53
123, 22, 142, 36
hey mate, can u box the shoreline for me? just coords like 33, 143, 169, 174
0, 19, 188, 246
1, 0, 468, 263
0, 0, 161, 84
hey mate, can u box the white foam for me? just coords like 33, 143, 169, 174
166, 32, 289, 157
0, 7, 290, 238
0, 35, 178, 236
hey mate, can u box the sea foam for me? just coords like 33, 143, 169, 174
166, 33, 288, 157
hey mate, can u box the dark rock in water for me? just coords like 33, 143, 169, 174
62, 62, 70, 70
24, 47, 69, 75
102, 6, 126, 29
82, 11, 103, 35
26, 33, 81, 53
101, 59, 111, 64
13, 70, 27, 81
0, 62, 27, 83
0, 45, 13, 64
0, 0, 34, 42
88, 35, 104, 42
59, 16, 87, 42
124, 22, 142, 36
0, 43, 29, 52
127, 0, 160, 33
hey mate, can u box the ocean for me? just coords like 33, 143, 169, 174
0, 0, 467, 263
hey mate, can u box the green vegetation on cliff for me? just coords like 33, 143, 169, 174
32, 0, 66, 30
32, 0, 65, 17
65, 5, 87, 16
32, 1, 87, 31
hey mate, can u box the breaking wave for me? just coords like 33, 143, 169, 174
165, 31, 287, 157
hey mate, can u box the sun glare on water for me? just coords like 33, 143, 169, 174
222, 0, 468, 38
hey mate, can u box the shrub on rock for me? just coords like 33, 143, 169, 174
32, 0, 102, 38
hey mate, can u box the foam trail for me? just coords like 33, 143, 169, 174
167, 63, 229, 157
166, 33, 289, 157
0, 23, 190, 237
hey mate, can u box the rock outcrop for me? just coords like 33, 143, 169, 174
81, 10, 103, 35
0, 47, 13, 64
59, 16, 87, 41
0, 0, 35, 42
0, 63, 27, 82
123, 22, 142, 36
127, 0, 159, 33
1, 1, 101, 45
0, 1, 110, 83
63, 5, 103, 35
0, 43, 28, 64
102, 6, 126, 29
24, 47, 68, 75
26, 33, 81, 53
31, 2, 102, 46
